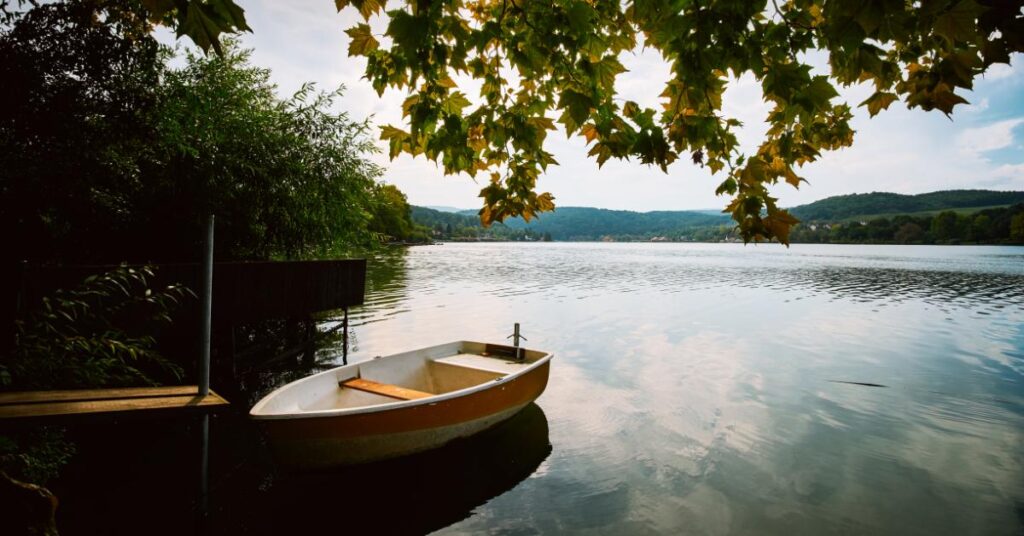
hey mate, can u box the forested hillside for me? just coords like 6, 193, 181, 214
494, 207, 730, 240
411, 190, 1024, 244
412, 206, 732, 241
789, 204, 1024, 244
789, 190, 1024, 221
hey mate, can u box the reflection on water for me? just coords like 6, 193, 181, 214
209, 404, 550, 536
331, 243, 1024, 535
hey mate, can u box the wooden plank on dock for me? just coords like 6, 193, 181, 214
0, 386, 202, 405
0, 386, 229, 421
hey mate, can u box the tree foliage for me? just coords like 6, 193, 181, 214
0, 265, 190, 485
789, 203, 1024, 243
368, 183, 432, 242
26, 1, 1020, 244
2, 266, 189, 391
0, 3, 389, 263
1012, 212, 1024, 241
152, 43, 385, 260
0, 1, 164, 264
332, 0, 1024, 244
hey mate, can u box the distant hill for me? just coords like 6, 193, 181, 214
423, 205, 467, 213
411, 206, 479, 228
412, 205, 730, 240
411, 189, 1024, 242
489, 207, 730, 240
789, 190, 1024, 221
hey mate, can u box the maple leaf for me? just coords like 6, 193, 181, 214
345, 24, 378, 56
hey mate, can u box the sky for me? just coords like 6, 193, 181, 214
163, 1, 1024, 212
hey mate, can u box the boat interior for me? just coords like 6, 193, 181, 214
252, 341, 548, 416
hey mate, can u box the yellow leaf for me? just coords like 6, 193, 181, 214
379, 125, 408, 141
783, 167, 802, 188
344, 24, 378, 56
535, 192, 556, 212
480, 204, 494, 227
529, 117, 556, 131
859, 91, 898, 117
356, 0, 385, 20
401, 95, 420, 118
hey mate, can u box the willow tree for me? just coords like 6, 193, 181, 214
139, 0, 1024, 242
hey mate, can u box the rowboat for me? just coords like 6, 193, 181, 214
250, 340, 552, 468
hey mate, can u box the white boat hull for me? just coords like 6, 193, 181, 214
250, 341, 552, 468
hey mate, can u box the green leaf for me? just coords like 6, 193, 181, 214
176, 0, 250, 54
388, 10, 429, 53
565, 1, 594, 35
141, 0, 177, 20
853, 1, 884, 34
593, 56, 626, 91
345, 24, 379, 56
558, 90, 592, 133
802, 76, 839, 111
934, 0, 982, 44
441, 92, 472, 115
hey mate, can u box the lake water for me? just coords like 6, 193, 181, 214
53, 243, 1024, 535
326, 243, 1024, 535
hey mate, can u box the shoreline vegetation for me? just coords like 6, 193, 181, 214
0, 4, 421, 514
410, 191, 1024, 246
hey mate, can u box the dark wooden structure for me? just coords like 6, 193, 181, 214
0, 386, 229, 423
4, 259, 365, 326
0, 258, 366, 523
2, 259, 366, 357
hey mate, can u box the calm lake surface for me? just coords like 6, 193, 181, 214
328, 243, 1024, 535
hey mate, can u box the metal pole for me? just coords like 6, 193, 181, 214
197, 215, 213, 529
342, 306, 349, 365
198, 413, 209, 522
199, 214, 214, 397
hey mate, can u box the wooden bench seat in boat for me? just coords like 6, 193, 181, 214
432, 353, 534, 375
339, 378, 433, 401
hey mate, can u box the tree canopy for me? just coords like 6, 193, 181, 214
8, 0, 1024, 245
0, 2, 408, 263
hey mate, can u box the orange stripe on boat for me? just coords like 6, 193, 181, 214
262, 362, 549, 440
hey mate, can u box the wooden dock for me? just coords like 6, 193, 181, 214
0, 386, 229, 423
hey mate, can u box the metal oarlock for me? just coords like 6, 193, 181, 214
507, 323, 527, 360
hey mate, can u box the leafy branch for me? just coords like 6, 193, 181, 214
72, 0, 1024, 244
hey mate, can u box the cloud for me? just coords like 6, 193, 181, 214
991, 163, 1024, 178
983, 63, 1017, 81
961, 97, 990, 114
956, 118, 1024, 157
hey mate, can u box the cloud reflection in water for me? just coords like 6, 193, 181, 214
329, 243, 1023, 535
